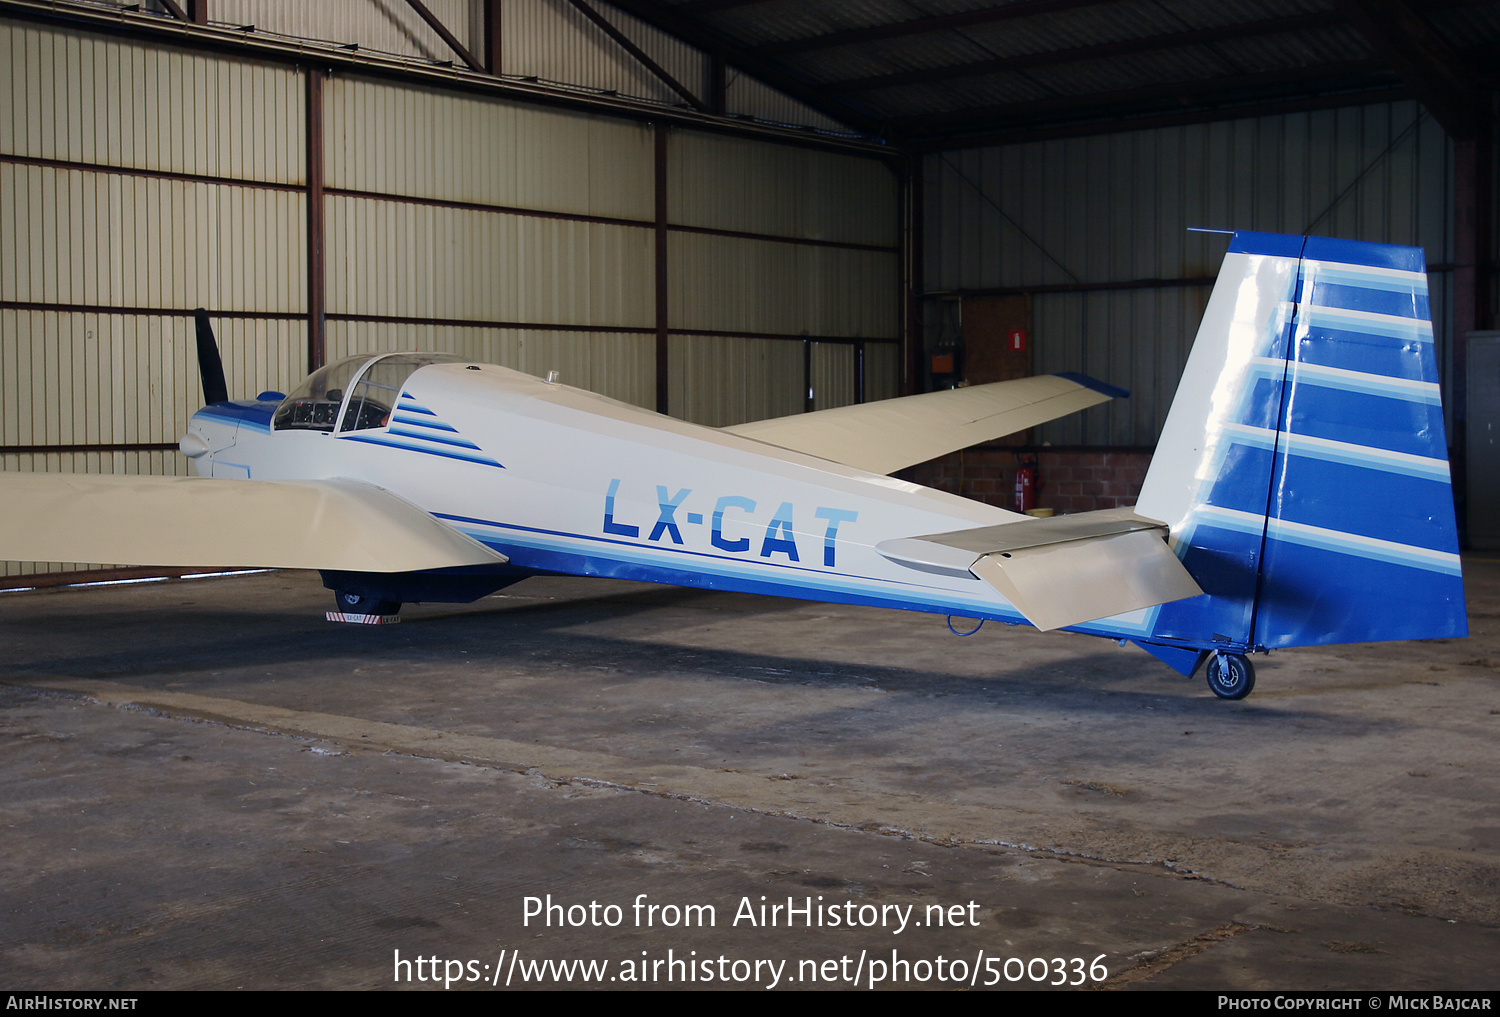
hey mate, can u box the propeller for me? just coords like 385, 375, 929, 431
194, 308, 229, 405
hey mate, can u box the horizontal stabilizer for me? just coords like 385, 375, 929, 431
0, 474, 508, 573
722, 373, 1125, 475
877, 507, 1203, 630
877, 506, 1160, 574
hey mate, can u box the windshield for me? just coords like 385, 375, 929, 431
272, 356, 371, 432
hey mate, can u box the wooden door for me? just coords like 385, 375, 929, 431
962, 294, 1033, 444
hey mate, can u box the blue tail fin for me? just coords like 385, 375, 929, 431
1135, 231, 1465, 652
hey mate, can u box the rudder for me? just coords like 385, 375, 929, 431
1135, 231, 1465, 653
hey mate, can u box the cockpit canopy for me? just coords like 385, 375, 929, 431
272, 353, 470, 432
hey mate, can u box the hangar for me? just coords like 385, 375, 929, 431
1, 0, 1497, 990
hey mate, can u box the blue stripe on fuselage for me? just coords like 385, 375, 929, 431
392, 414, 457, 432
340, 434, 503, 467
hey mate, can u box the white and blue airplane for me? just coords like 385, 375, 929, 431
0, 231, 1467, 699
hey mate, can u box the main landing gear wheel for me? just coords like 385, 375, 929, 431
1206, 653, 1255, 700
333, 590, 401, 617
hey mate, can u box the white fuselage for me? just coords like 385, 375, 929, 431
185, 359, 1143, 631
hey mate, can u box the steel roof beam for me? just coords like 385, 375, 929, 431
917, 85, 1413, 151
404, 0, 486, 71
751, 0, 1120, 57
897, 59, 1392, 134
675, 0, 780, 13
603, 0, 892, 137
824, 11, 1344, 93
569, 0, 708, 110
483, 0, 502, 74
1332, 0, 1489, 138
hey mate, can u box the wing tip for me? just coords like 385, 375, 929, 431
1052, 372, 1129, 399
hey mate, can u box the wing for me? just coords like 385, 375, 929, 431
0, 474, 506, 572
875, 506, 1203, 631
720, 373, 1126, 475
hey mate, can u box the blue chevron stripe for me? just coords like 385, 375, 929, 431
339, 434, 503, 468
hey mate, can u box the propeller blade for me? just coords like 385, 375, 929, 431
194, 308, 229, 405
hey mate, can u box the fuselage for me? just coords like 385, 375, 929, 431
182, 355, 1159, 639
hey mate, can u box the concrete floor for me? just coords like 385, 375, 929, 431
1, 561, 1497, 990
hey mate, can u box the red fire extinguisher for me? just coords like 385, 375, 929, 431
1015, 455, 1039, 513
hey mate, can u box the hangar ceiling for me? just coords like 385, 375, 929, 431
606, 0, 1500, 146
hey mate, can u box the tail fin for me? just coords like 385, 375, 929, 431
1136, 231, 1465, 651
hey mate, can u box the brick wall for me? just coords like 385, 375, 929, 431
898, 448, 1154, 515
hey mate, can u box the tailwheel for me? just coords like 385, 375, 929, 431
330, 589, 401, 623
1205, 653, 1255, 700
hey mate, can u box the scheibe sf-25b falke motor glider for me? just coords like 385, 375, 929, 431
0, 232, 1466, 700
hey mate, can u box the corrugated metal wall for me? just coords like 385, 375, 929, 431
325, 76, 654, 218
0, 310, 303, 447
1, 19, 305, 178
810, 342, 855, 411
319, 72, 662, 409
2, 11, 902, 580
863, 340, 899, 405
323, 196, 655, 326
322, 75, 898, 427
926, 101, 1455, 446
667, 129, 900, 424
667, 233, 895, 338
2, 164, 306, 312
667, 334, 802, 427
669, 131, 896, 244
